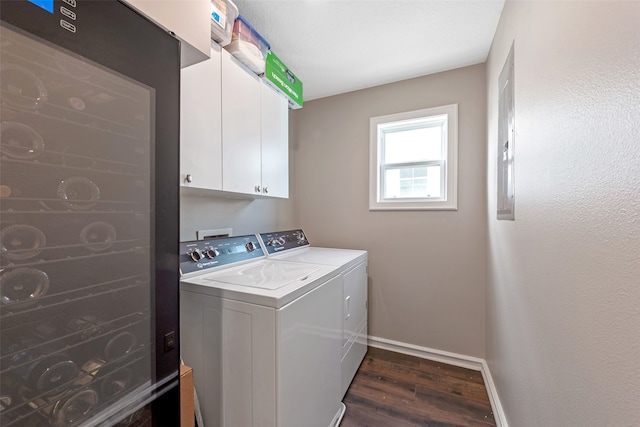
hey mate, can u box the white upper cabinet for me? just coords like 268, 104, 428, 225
180, 43, 222, 191
260, 81, 289, 198
221, 50, 289, 198
124, 0, 210, 67
221, 50, 262, 195
180, 48, 289, 198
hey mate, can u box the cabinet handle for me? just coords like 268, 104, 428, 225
345, 295, 351, 320
263, 187, 268, 194
185, 174, 193, 184
254, 185, 261, 193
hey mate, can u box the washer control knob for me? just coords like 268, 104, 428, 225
188, 248, 203, 262
277, 237, 286, 246
245, 241, 256, 252
205, 248, 220, 259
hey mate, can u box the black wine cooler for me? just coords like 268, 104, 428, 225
0, 1, 181, 426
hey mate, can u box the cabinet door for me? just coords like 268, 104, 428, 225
221, 50, 262, 196
180, 43, 222, 190
260, 82, 289, 198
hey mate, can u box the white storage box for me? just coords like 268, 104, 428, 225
224, 15, 270, 75
210, 0, 238, 46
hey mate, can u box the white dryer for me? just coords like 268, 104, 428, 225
179, 234, 345, 427
258, 230, 368, 397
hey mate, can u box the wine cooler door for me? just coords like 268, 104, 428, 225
0, 1, 180, 426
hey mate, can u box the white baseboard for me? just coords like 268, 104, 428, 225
367, 335, 484, 370
479, 359, 509, 427
367, 335, 508, 427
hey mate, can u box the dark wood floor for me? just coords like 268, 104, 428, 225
341, 347, 496, 427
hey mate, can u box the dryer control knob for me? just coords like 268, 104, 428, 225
205, 248, 220, 259
245, 242, 256, 252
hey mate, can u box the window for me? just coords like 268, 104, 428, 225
369, 104, 458, 210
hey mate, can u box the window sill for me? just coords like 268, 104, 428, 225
369, 201, 458, 211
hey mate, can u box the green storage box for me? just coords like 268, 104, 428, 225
263, 51, 303, 109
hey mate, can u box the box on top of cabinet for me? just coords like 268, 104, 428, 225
210, 0, 238, 46
225, 15, 270, 75
263, 51, 303, 109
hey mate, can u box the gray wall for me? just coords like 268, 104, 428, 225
291, 64, 487, 358
486, 1, 640, 425
180, 194, 296, 241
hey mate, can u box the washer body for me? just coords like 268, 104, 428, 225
258, 230, 368, 397
179, 235, 344, 427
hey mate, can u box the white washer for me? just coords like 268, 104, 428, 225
258, 230, 368, 397
179, 234, 345, 427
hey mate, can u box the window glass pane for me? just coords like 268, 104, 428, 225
384, 126, 442, 164
384, 166, 441, 199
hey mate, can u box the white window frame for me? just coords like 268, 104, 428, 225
369, 104, 458, 211
497, 44, 515, 220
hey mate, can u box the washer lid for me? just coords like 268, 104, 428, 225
204, 261, 320, 290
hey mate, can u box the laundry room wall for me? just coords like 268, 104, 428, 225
291, 64, 487, 358
179, 122, 298, 241
485, 1, 640, 425
180, 194, 296, 241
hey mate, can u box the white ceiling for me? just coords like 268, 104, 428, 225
232, 0, 505, 101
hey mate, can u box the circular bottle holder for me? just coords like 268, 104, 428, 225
0, 64, 48, 110
103, 331, 137, 362
79, 221, 116, 252
56, 176, 100, 211
0, 267, 50, 309
29, 355, 78, 395
0, 224, 47, 261
50, 388, 98, 427
99, 365, 133, 399
0, 122, 45, 159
